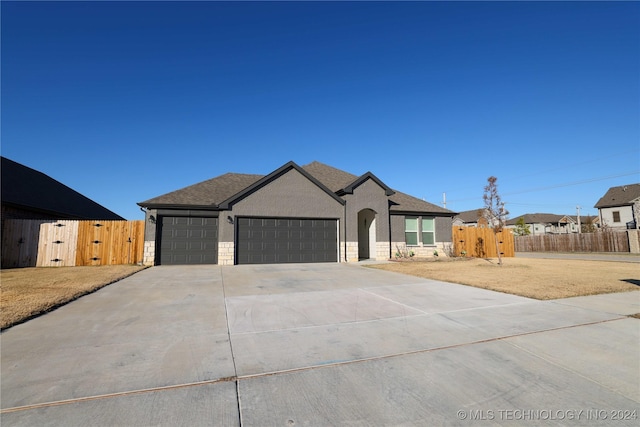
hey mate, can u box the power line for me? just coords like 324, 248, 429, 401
441, 149, 639, 196
446, 170, 639, 203
501, 171, 639, 197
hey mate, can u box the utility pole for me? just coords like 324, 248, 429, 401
442, 192, 447, 208
576, 205, 581, 234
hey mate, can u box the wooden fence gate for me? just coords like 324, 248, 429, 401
1, 220, 145, 268
452, 226, 515, 258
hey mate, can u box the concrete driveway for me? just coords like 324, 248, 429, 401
2, 264, 638, 426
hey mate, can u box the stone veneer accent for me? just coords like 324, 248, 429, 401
143, 241, 155, 266
345, 241, 359, 262
345, 241, 391, 261
218, 242, 235, 265
376, 242, 391, 260
392, 242, 449, 259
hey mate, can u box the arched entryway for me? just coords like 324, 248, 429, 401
357, 209, 377, 260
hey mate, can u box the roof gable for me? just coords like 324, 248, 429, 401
219, 161, 345, 209
594, 183, 640, 208
339, 172, 395, 196
302, 161, 454, 215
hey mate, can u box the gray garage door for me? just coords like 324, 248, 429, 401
236, 218, 338, 264
159, 216, 218, 265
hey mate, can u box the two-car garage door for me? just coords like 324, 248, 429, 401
236, 218, 338, 264
159, 216, 338, 265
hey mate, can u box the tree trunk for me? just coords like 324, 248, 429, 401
493, 231, 503, 266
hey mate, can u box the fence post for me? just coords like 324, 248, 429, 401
628, 230, 640, 254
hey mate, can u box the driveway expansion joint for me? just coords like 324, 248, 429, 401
0, 377, 239, 414
234, 316, 628, 381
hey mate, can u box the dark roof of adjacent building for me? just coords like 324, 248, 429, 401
454, 208, 486, 223
1, 156, 124, 220
506, 213, 573, 226
594, 183, 640, 208
139, 160, 454, 215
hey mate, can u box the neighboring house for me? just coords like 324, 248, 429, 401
138, 160, 456, 265
1, 156, 124, 221
576, 215, 600, 232
505, 213, 581, 235
452, 208, 489, 228
594, 183, 640, 230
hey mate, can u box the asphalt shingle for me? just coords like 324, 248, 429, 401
594, 184, 640, 208
139, 160, 455, 215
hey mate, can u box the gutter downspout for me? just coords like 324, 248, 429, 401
344, 202, 348, 262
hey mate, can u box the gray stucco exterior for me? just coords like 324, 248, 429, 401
138, 161, 455, 265
219, 168, 345, 242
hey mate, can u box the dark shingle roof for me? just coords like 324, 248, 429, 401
302, 161, 453, 214
1, 156, 124, 220
139, 160, 456, 215
139, 173, 263, 207
506, 213, 571, 226
594, 183, 640, 208
388, 192, 453, 214
302, 161, 358, 192
454, 209, 486, 223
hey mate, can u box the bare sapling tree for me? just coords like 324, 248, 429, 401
483, 176, 509, 266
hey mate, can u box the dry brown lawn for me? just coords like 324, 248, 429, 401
369, 257, 640, 300
1, 265, 146, 330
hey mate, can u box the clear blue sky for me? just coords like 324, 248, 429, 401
2, 1, 638, 220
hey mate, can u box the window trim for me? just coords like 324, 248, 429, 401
404, 215, 436, 246
405, 217, 418, 246
612, 211, 621, 223
422, 217, 435, 245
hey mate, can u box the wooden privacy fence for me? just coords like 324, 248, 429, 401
452, 226, 515, 258
1, 220, 144, 268
514, 230, 638, 253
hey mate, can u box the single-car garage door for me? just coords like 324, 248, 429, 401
159, 216, 218, 265
236, 218, 337, 264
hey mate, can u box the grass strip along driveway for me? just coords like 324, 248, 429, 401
1, 265, 146, 330
369, 257, 639, 300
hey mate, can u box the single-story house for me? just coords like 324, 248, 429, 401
452, 208, 490, 228
138, 161, 456, 265
1, 156, 124, 221
505, 213, 581, 235
594, 183, 640, 230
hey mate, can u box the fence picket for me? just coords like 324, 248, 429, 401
452, 227, 514, 258
3, 219, 144, 268
514, 231, 633, 253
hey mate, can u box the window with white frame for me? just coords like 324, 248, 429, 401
422, 218, 435, 245
405, 216, 436, 246
405, 217, 418, 245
